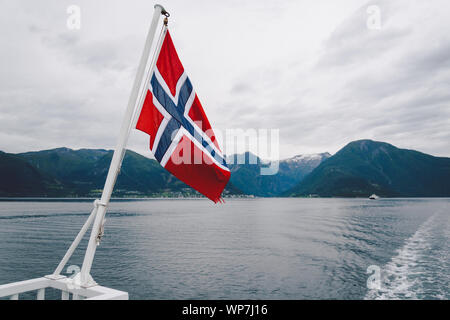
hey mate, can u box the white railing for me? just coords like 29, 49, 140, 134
0, 276, 128, 300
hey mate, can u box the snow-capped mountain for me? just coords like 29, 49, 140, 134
282, 152, 332, 173
285, 152, 332, 164
227, 152, 331, 197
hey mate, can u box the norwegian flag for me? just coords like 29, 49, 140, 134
136, 30, 230, 203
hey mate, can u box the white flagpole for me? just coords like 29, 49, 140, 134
80, 4, 168, 286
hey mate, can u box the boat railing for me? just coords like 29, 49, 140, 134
0, 276, 128, 300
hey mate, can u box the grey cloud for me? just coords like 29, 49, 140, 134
0, 0, 449, 159
317, 3, 412, 69
230, 82, 254, 94
40, 31, 133, 72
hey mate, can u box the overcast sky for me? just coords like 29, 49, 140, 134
1, 0, 449, 160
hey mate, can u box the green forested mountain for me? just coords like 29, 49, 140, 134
0, 148, 328, 198
1, 140, 449, 198
287, 140, 450, 197
1, 148, 242, 197
0, 151, 63, 196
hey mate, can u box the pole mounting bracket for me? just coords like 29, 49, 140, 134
155, 4, 170, 17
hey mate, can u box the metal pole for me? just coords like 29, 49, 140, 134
80, 4, 167, 286
36, 288, 45, 300
53, 203, 98, 276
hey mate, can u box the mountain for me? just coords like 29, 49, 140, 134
281, 152, 332, 180
0, 148, 243, 198
287, 140, 450, 197
3, 140, 449, 198
0, 151, 63, 196
228, 152, 331, 196
0, 147, 327, 198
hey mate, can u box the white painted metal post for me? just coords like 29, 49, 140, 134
61, 291, 69, 300
36, 288, 45, 300
53, 204, 98, 276
80, 4, 167, 286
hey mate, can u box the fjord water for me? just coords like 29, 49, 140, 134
0, 198, 448, 300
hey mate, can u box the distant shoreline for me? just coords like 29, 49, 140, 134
0, 196, 449, 202
0, 196, 253, 202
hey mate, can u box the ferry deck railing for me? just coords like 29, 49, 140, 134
0, 276, 128, 300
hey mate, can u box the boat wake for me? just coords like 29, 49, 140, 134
0, 212, 90, 220
365, 205, 449, 300
0, 211, 144, 220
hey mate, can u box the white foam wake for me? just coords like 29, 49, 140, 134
365, 207, 448, 300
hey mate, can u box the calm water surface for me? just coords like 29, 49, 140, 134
0, 198, 448, 300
